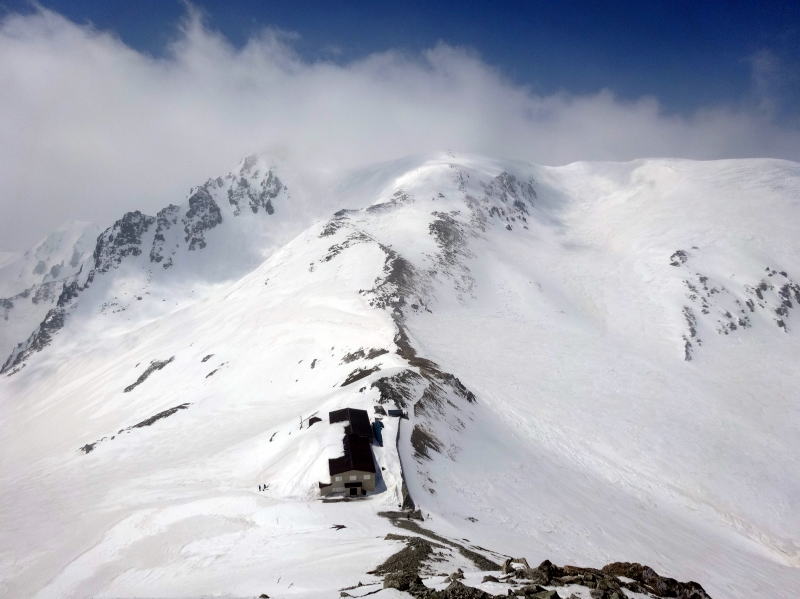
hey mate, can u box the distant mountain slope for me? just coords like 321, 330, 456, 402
0, 220, 100, 297
0, 154, 798, 599
1, 155, 289, 373
0, 221, 100, 359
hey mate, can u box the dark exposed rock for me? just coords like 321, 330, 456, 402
411, 424, 443, 460
322, 232, 371, 262
680, 268, 799, 357
525, 590, 559, 599
384, 571, 425, 592
429, 211, 469, 267
80, 402, 190, 454
123, 356, 175, 392
227, 169, 284, 216
149, 204, 180, 267
378, 509, 424, 520
2, 306, 66, 374
602, 562, 711, 598
485, 171, 536, 217
342, 349, 365, 363
430, 580, 497, 598
130, 403, 190, 428
79, 441, 97, 454
367, 189, 414, 214
390, 520, 500, 572
341, 365, 381, 386
320, 209, 356, 237
93, 211, 155, 273
670, 250, 689, 266
371, 533, 444, 578
183, 188, 222, 250
367, 250, 420, 311
490, 558, 714, 599
342, 347, 390, 363
372, 369, 424, 406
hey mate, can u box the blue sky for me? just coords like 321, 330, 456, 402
6, 0, 800, 118
1, 1, 800, 249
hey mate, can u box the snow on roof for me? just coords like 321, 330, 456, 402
329, 433, 376, 475
329, 407, 373, 439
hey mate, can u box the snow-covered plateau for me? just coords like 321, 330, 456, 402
1, 153, 798, 599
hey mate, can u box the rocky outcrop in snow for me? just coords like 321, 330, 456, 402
93, 210, 156, 273
371, 517, 711, 598
150, 204, 181, 267
674, 249, 800, 360
226, 159, 283, 215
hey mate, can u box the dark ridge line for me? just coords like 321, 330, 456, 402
341, 365, 381, 386
123, 356, 175, 392
80, 402, 191, 454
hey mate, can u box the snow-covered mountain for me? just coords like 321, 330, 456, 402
0, 153, 798, 599
0, 220, 101, 360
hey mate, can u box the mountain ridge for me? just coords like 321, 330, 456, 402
1, 153, 798, 598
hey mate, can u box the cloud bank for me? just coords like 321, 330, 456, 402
1, 7, 799, 250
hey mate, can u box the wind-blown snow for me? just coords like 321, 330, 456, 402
0, 153, 798, 598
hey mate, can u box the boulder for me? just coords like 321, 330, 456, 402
384, 571, 424, 591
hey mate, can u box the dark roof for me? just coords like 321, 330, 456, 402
329, 433, 376, 475
329, 407, 373, 439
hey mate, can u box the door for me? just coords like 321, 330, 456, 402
349, 488, 358, 497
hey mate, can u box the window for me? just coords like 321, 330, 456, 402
335, 476, 342, 482
363, 474, 371, 480
349, 475, 357, 481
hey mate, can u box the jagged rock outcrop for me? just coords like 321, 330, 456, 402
182, 188, 223, 251
370, 529, 712, 599
150, 204, 181, 267
677, 257, 800, 359
227, 164, 283, 215
93, 211, 156, 273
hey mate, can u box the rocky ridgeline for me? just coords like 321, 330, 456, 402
1, 160, 286, 375
225, 155, 283, 215
93, 210, 155, 273
377, 556, 711, 599
361, 518, 711, 599
316, 168, 538, 499
672, 249, 799, 360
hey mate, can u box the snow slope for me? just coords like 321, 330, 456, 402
0, 153, 798, 598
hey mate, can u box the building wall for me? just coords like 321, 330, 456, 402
320, 469, 376, 496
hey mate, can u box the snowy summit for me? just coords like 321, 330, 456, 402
1, 153, 799, 599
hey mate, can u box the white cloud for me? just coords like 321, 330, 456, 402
1, 7, 798, 250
